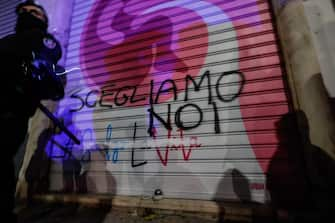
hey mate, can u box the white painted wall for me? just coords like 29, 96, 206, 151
303, 0, 335, 97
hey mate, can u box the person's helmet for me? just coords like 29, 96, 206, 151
15, 0, 48, 25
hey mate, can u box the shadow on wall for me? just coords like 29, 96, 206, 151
59, 114, 117, 195
266, 111, 309, 212
231, 169, 251, 203
267, 110, 335, 219
295, 110, 335, 216
85, 145, 117, 195
62, 151, 88, 194
214, 168, 251, 222
331, 97, 335, 118
25, 113, 118, 197
50, 109, 89, 194
23, 120, 116, 222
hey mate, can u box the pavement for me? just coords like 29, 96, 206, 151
16, 202, 222, 223
15, 197, 333, 223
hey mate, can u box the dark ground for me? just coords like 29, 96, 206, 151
16, 202, 220, 223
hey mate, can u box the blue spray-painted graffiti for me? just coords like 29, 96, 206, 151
105, 124, 124, 163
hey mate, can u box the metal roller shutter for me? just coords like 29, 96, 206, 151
0, 0, 21, 37
49, 0, 297, 203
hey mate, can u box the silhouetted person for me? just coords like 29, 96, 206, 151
267, 112, 310, 214
0, 1, 64, 221
268, 111, 335, 221
296, 111, 335, 219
